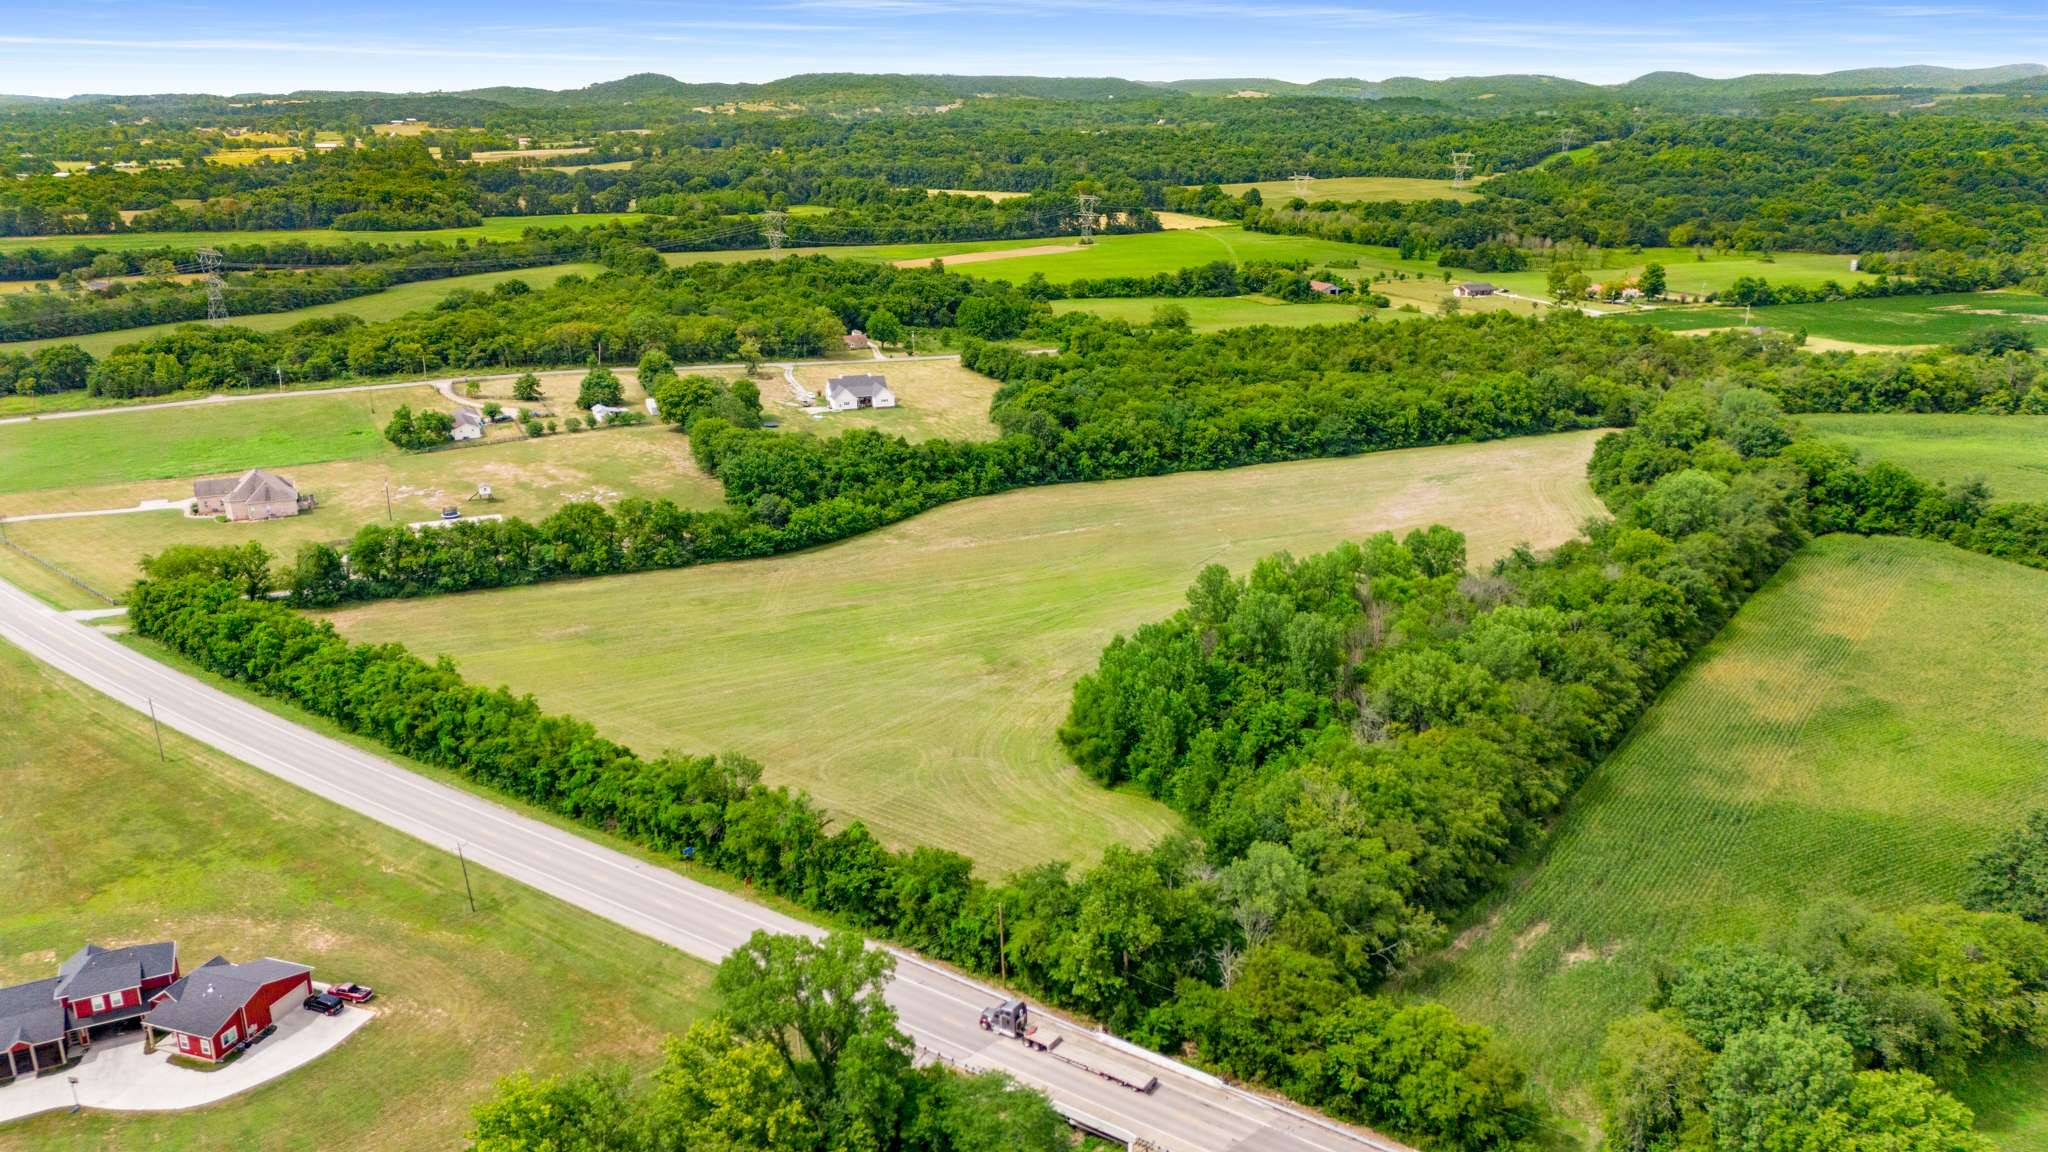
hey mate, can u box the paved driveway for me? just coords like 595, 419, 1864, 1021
0, 1000, 370, 1123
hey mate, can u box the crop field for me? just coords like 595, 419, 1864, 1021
1050, 295, 1375, 331
327, 430, 1609, 875
0, 214, 643, 255
1212, 176, 1482, 202
1403, 535, 2048, 1148
2, 262, 605, 357
1804, 413, 2048, 501
1617, 290, 2048, 346
787, 359, 1004, 440
0, 639, 715, 1152
0, 425, 727, 606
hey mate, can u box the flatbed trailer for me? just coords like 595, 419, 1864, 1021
981, 997, 1160, 1093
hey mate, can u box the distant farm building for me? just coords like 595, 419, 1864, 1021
193, 469, 303, 521
144, 956, 314, 1064
825, 374, 895, 411
843, 329, 870, 350
589, 403, 629, 425
2, 941, 180, 1080
643, 396, 661, 416
1452, 282, 1498, 298
452, 408, 486, 441
1308, 280, 1342, 296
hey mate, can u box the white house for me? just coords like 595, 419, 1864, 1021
824, 374, 895, 411
589, 403, 629, 425
452, 408, 485, 441
1452, 281, 1498, 298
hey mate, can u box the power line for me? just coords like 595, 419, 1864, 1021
197, 247, 227, 322
1290, 172, 1311, 198
1448, 151, 1475, 188
1075, 193, 1099, 246
763, 209, 787, 253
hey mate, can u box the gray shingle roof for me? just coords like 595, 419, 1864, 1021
146, 956, 312, 1038
55, 941, 177, 1001
826, 374, 889, 398
0, 977, 65, 1049
228, 469, 297, 505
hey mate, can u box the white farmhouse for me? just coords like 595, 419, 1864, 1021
452, 408, 485, 441
824, 374, 895, 411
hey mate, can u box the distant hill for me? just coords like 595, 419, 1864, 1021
1162, 64, 2045, 105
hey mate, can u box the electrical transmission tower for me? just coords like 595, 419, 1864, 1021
197, 248, 227, 322
763, 209, 787, 253
1075, 193, 1100, 245
1558, 127, 1578, 154
1448, 151, 1474, 188
1290, 172, 1311, 198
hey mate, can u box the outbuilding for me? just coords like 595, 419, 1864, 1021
452, 408, 485, 441
1307, 280, 1342, 296
1452, 281, 1498, 298
824, 374, 895, 411
145, 956, 313, 1064
843, 329, 870, 350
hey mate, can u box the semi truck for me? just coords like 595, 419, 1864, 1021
978, 999, 1160, 1094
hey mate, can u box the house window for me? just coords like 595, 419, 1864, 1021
198, 1037, 211, 1057
220, 1024, 239, 1049
89, 996, 105, 1013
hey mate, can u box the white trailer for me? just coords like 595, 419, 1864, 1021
979, 999, 1159, 1094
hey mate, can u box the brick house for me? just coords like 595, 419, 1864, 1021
192, 469, 302, 521
145, 956, 314, 1063
1, 942, 180, 1080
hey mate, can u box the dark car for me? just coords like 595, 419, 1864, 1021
303, 992, 345, 1015
232, 1024, 278, 1055
326, 982, 375, 1004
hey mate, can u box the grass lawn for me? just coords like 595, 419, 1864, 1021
0, 639, 714, 1152
1, 262, 606, 358
1803, 414, 2048, 502
786, 359, 1004, 440
0, 214, 644, 255
327, 431, 1608, 875
0, 386, 442, 497
1615, 291, 2048, 347
1400, 535, 2048, 1149
0, 424, 728, 601
1213, 176, 1481, 203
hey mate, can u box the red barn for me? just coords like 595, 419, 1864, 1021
145, 956, 313, 1062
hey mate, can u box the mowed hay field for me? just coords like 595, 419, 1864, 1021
1618, 290, 2048, 347
1403, 535, 2048, 1148
1050, 295, 1373, 332
0, 640, 715, 1152
0, 214, 644, 255
329, 431, 1609, 875
1, 262, 606, 358
1804, 413, 2048, 501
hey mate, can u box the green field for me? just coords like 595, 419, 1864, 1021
0, 386, 443, 496
2, 262, 606, 358
1804, 413, 2048, 501
1049, 294, 1375, 331
0, 213, 645, 255
1213, 175, 1482, 203
1616, 290, 2048, 347
0, 638, 714, 1152
1404, 535, 2048, 1148
328, 431, 1608, 875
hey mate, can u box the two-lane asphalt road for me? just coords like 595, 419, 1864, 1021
0, 576, 1408, 1152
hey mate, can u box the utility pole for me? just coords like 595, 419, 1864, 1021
1075, 193, 1099, 246
997, 902, 1006, 983
764, 209, 787, 253
147, 698, 165, 763
457, 842, 477, 913
383, 480, 392, 522
1449, 151, 1475, 188
197, 248, 227, 322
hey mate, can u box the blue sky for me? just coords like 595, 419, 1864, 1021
4, 0, 2044, 97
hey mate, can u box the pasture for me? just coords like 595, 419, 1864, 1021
0, 639, 715, 1152
1618, 290, 2048, 346
327, 431, 1609, 875
1804, 413, 2048, 501
1, 262, 605, 357
1049, 295, 1372, 331
0, 214, 644, 256
1212, 176, 1482, 203
1402, 535, 2048, 1148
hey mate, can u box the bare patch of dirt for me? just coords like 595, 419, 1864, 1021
894, 244, 1083, 268
1511, 920, 1551, 960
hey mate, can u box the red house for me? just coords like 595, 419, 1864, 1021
1, 941, 180, 1080
145, 956, 314, 1063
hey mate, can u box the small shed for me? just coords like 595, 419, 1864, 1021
644, 396, 661, 416
589, 403, 630, 425
452, 408, 485, 441
1307, 280, 1341, 296
1452, 281, 1498, 298
824, 374, 895, 411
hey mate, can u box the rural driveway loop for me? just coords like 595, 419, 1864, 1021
0, 577, 1409, 1152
